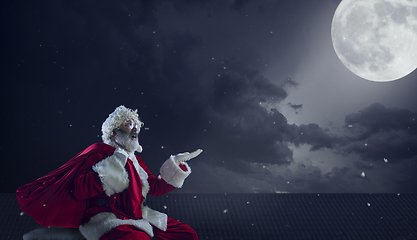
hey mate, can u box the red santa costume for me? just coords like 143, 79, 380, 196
17, 106, 199, 240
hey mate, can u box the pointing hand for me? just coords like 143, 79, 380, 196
173, 149, 203, 164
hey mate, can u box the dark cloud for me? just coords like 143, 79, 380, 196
200, 58, 339, 170
210, 58, 287, 115
345, 103, 417, 136
341, 103, 417, 162
288, 103, 303, 110
282, 78, 299, 88
292, 123, 337, 151
353, 161, 375, 170
205, 58, 294, 166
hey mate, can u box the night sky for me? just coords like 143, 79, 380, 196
1, 0, 416, 194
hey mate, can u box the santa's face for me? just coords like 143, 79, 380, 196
114, 119, 140, 152
118, 119, 138, 137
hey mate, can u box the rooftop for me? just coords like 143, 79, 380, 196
2, 193, 416, 239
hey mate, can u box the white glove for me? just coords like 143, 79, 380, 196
172, 149, 203, 165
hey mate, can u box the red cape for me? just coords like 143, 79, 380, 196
16, 143, 116, 228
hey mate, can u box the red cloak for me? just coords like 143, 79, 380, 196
16, 143, 116, 228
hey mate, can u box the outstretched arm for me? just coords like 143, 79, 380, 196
139, 149, 203, 196
159, 149, 203, 188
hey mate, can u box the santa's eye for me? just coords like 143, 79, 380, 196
124, 121, 135, 129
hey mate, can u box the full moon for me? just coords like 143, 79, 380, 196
331, 0, 417, 82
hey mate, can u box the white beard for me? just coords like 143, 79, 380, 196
114, 130, 142, 153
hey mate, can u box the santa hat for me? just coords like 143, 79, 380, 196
101, 105, 144, 143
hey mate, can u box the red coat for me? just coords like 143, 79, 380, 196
16, 143, 179, 228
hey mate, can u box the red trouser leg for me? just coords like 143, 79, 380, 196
99, 225, 150, 240
153, 217, 198, 240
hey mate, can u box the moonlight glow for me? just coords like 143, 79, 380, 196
331, 0, 417, 82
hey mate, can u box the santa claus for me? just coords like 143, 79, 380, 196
17, 105, 202, 240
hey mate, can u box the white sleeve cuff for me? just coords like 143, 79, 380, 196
159, 156, 191, 188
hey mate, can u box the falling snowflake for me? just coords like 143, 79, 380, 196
223, 209, 228, 214
367, 203, 371, 207
384, 158, 388, 163
164, 205, 167, 209
246, 201, 250, 204
194, 196, 197, 199
361, 172, 366, 178
20, 212, 25, 216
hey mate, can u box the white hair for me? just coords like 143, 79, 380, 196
101, 105, 144, 143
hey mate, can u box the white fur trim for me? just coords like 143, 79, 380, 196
92, 149, 129, 197
79, 212, 153, 240
160, 156, 191, 188
142, 205, 167, 232
94, 144, 150, 202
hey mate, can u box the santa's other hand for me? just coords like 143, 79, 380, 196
173, 149, 203, 164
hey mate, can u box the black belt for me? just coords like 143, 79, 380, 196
87, 197, 110, 208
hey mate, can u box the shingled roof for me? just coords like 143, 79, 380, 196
2, 193, 417, 239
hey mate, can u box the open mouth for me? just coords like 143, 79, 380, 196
131, 134, 137, 139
